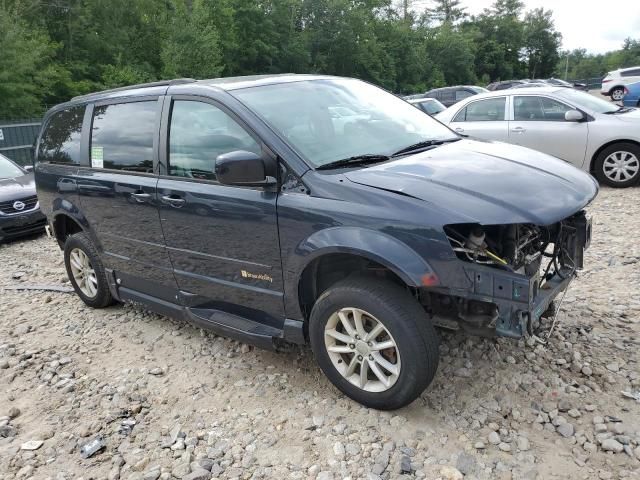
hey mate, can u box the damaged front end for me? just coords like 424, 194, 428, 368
424, 211, 592, 338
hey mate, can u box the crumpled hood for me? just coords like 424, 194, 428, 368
0, 173, 37, 203
345, 139, 598, 225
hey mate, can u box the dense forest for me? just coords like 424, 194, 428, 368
1, 0, 639, 118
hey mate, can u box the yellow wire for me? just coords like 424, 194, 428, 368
484, 249, 508, 265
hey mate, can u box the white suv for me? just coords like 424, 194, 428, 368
601, 66, 640, 101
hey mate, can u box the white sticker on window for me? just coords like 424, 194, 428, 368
91, 146, 104, 168
0, 129, 4, 141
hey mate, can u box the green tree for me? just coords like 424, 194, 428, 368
0, 7, 62, 117
425, 0, 467, 25
522, 8, 561, 78
161, 0, 224, 79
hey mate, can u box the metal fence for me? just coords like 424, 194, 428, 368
0, 118, 42, 166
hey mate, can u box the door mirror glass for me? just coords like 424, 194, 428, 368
564, 110, 584, 122
23, 165, 34, 172
215, 150, 274, 186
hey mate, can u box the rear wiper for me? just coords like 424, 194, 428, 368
391, 137, 460, 157
315, 154, 390, 170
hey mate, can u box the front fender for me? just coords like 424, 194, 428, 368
292, 226, 437, 288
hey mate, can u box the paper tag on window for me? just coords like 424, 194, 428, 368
91, 147, 104, 168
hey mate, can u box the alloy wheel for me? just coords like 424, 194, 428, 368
611, 89, 624, 101
603, 151, 640, 183
324, 307, 401, 392
69, 247, 98, 298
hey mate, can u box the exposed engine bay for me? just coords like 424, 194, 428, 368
424, 211, 592, 338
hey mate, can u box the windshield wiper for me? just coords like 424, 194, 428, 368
391, 137, 460, 157
316, 154, 390, 170
604, 106, 634, 114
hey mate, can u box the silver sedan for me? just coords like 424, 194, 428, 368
435, 87, 640, 187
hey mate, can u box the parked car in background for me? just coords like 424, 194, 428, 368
601, 66, 640, 101
407, 97, 446, 116
35, 75, 596, 409
486, 80, 527, 91
539, 78, 588, 91
622, 82, 640, 107
0, 153, 46, 242
436, 87, 640, 187
424, 86, 488, 107
510, 82, 550, 89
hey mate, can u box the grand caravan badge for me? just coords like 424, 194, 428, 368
240, 270, 273, 283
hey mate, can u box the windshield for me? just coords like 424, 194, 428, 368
0, 154, 24, 179
232, 78, 457, 168
556, 89, 619, 113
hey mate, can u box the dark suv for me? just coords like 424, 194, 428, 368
35, 75, 597, 409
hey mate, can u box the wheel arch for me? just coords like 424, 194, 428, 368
50, 200, 93, 249
291, 227, 438, 321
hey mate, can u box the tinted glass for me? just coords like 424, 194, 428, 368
0, 154, 24, 178
169, 101, 260, 180
621, 68, 640, 77
38, 106, 84, 164
233, 79, 457, 168
455, 90, 474, 101
91, 101, 156, 172
440, 90, 455, 103
454, 97, 506, 122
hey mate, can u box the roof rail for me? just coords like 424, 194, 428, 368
71, 78, 197, 101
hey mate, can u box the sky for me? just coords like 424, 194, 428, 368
415, 0, 640, 54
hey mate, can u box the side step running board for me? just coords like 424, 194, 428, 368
117, 287, 304, 350
185, 308, 283, 350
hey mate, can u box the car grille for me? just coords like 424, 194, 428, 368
0, 195, 39, 214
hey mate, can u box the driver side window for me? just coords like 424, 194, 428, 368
168, 101, 260, 181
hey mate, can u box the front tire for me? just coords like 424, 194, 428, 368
610, 87, 625, 101
594, 142, 640, 188
309, 276, 439, 410
64, 232, 115, 308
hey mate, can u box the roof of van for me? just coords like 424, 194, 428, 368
70, 74, 336, 102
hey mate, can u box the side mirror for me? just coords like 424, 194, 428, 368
564, 110, 584, 122
215, 150, 276, 187
23, 165, 34, 172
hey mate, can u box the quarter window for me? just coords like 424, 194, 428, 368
38, 106, 85, 164
168, 101, 260, 181
90, 101, 157, 172
621, 68, 640, 77
514, 96, 572, 121
453, 97, 506, 122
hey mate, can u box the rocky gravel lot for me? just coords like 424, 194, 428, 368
1, 186, 639, 480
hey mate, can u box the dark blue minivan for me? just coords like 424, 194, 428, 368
35, 75, 597, 409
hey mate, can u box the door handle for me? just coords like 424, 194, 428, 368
511, 127, 526, 133
131, 192, 151, 202
454, 127, 465, 133
162, 195, 186, 207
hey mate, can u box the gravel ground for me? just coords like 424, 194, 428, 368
1, 186, 639, 480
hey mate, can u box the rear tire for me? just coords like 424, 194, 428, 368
593, 142, 640, 188
309, 276, 439, 410
64, 232, 115, 308
610, 87, 625, 101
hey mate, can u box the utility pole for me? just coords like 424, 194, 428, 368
564, 54, 569, 80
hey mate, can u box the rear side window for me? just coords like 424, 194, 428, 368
38, 106, 85, 164
168, 100, 260, 181
453, 97, 506, 122
621, 68, 640, 77
90, 101, 157, 172
440, 90, 455, 103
